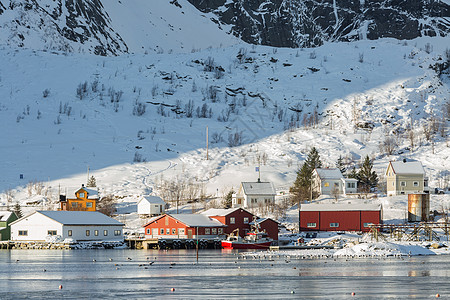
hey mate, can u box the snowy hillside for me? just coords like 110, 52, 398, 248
0, 0, 239, 55
0, 36, 449, 217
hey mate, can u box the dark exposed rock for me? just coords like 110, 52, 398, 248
187, 0, 450, 48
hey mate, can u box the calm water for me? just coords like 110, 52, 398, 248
1, 249, 450, 299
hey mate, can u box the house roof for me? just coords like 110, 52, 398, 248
249, 217, 279, 225
11, 211, 123, 226
201, 207, 243, 217
138, 196, 166, 205
0, 211, 15, 222
145, 214, 226, 228
63, 186, 99, 199
241, 182, 276, 195
314, 168, 344, 180
300, 203, 382, 212
388, 160, 425, 175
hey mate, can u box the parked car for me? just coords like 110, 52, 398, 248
435, 188, 445, 194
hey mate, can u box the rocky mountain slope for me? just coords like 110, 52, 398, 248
1, 0, 449, 55
189, 0, 450, 47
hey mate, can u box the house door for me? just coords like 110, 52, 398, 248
152, 228, 158, 237
187, 229, 193, 239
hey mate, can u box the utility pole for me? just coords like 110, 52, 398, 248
206, 126, 209, 160
87, 165, 90, 185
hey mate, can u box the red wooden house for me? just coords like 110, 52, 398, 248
299, 203, 382, 232
202, 208, 279, 241
143, 214, 226, 239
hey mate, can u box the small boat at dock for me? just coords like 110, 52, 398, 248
221, 224, 273, 250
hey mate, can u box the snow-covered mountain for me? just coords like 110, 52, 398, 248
188, 0, 450, 47
1, 0, 449, 55
0, 0, 239, 55
0, 36, 448, 206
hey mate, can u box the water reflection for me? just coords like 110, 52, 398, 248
0, 250, 450, 299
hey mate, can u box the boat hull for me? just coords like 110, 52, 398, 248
221, 240, 272, 249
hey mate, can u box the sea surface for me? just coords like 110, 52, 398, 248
1, 249, 450, 299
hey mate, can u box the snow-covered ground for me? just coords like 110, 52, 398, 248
0, 36, 449, 239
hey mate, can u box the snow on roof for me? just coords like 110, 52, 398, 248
249, 217, 278, 225
0, 211, 14, 221
314, 168, 344, 180
241, 182, 276, 195
169, 214, 226, 227
300, 203, 382, 212
389, 160, 425, 175
63, 186, 99, 199
201, 207, 241, 217
138, 196, 166, 205
36, 211, 123, 226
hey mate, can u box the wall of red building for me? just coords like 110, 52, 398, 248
300, 210, 381, 232
259, 219, 279, 240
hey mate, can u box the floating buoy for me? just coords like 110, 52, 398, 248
291, 291, 295, 294
436, 294, 440, 298
171, 288, 175, 292
43, 269, 46, 272
351, 292, 356, 296
59, 285, 63, 290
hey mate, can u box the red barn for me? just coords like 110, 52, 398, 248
299, 203, 382, 232
202, 208, 279, 241
143, 214, 226, 239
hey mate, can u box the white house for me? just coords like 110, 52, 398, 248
232, 180, 276, 209
137, 196, 166, 216
10, 211, 124, 242
312, 168, 358, 196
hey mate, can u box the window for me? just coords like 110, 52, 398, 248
212, 228, 217, 234
79, 192, 85, 198
347, 182, 355, 188
230, 217, 235, 224
104, 230, 108, 236
363, 223, 372, 228
401, 181, 406, 187
160, 228, 164, 235
205, 228, 210, 234
68, 230, 72, 236
334, 182, 339, 187
165, 218, 169, 226
47, 230, 57, 236
71, 202, 78, 208
146, 229, 150, 234
329, 223, 339, 228
114, 230, 121, 236
218, 228, 223, 234
324, 182, 329, 187
178, 228, 185, 235
251, 198, 257, 203
172, 228, 176, 235
166, 228, 170, 235
243, 217, 249, 224
86, 230, 90, 236
18, 230, 28, 236
94, 230, 99, 236
307, 223, 317, 228
86, 202, 93, 208
413, 181, 419, 187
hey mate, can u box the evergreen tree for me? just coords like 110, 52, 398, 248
223, 189, 234, 208
87, 175, 97, 187
347, 166, 358, 179
13, 202, 23, 218
290, 147, 322, 203
336, 155, 346, 175
357, 155, 378, 193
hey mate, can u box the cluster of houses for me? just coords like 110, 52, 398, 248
0, 159, 434, 245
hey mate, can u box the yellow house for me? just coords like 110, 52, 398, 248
386, 160, 428, 196
60, 185, 99, 211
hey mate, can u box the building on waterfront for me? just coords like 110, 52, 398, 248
59, 184, 99, 211
143, 214, 226, 239
385, 160, 428, 196
137, 195, 166, 217
0, 211, 19, 241
201, 207, 279, 241
299, 203, 382, 232
232, 180, 276, 209
10, 211, 124, 242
